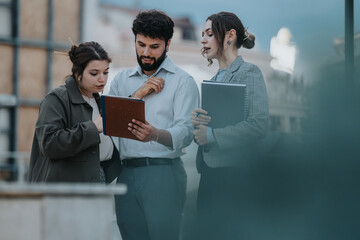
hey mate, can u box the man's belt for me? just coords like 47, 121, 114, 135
120, 157, 178, 167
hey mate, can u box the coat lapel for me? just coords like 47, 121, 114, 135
220, 56, 244, 83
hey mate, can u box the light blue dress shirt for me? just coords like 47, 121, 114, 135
108, 57, 199, 159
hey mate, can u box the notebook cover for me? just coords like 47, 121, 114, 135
201, 81, 246, 128
101, 95, 145, 140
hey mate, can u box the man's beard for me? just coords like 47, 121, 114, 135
137, 49, 167, 72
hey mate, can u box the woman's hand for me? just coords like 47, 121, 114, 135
193, 124, 208, 146
93, 115, 103, 133
191, 108, 211, 127
132, 77, 165, 99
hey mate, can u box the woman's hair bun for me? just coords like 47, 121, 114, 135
242, 33, 255, 49
68, 45, 78, 63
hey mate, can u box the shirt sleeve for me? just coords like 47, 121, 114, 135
206, 127, 217, 144
35, 93, 100, 159
166, 76, 200, 151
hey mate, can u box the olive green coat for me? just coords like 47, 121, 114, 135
28, 77, 120, 183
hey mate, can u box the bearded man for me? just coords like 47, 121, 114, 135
108, 9, 199, 240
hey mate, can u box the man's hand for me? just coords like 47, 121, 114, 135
128, 119, 158, 142
193, 124, 208, 146
133, 77, 165, 99
191, 108, 211, 127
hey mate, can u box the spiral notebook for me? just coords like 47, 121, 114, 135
201, 81, 246, 128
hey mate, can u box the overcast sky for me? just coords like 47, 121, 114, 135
101, 0, 359, 79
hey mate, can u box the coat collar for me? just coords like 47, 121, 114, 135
65, 77, 85, 104
65, 77, 100, 105
228, 55, 244, 73
211, 56, 244, 83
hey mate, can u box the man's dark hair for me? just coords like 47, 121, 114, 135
132, 9, 174, 44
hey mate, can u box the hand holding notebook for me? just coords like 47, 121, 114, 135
101, 95, 145, 140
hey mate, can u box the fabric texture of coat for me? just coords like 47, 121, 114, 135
196, 56, 269, 170
28, 77, 120, 183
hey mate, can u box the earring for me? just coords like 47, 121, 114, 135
227, 40, 231, 45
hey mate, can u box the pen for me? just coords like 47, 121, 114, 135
195, 112, 200, 118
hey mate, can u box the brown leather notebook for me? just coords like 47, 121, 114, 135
101, 95, 145, 140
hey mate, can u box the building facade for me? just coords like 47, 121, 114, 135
0, 0, 91, 180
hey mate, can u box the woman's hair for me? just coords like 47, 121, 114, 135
68, 41, 111, 81
132, 9, 174, 45
207, 11, 255, 55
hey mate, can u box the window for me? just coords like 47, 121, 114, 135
269, 115, 282, 132
0, 0, 83, 181
290, 116, 299, 132
0, 107, 11, 181
0, 0, 11, 38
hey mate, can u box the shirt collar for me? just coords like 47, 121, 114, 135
128, 56, 176, 77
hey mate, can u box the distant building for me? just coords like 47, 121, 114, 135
270, 27, 297, 75
97, 4, 200, 69
0, 0, 97, 180
333, 32, 360, 60
266, 71, 307, 133
329, 32, 360, 78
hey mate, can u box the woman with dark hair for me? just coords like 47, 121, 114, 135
191, 12, 269, 239
28, 41, 159, 183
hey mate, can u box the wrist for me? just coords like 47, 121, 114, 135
133, 89, 145, 99
206, 127, 216, 144
152, 129, 160, 142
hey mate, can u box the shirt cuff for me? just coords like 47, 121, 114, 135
206, 127, 216, 144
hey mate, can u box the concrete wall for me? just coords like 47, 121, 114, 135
0, 183, 126, 240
